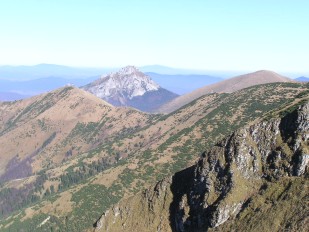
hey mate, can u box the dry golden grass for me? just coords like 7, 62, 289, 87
21, 190, 73, 221
157, 70, 293, 113
2, 175, 38, 190
0, 87, 150, 177
1, 82, 308, 231
92, 165, 127, 187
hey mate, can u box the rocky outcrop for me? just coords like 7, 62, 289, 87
93, 177, 174, 232
94, 102, 309, 232
179, 103, 309, 231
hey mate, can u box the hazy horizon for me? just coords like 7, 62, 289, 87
0, 63, 307, 79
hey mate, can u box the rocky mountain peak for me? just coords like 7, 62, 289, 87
111, 65, 139, 76
84, 66, 159, 101
82, 66, 178, 112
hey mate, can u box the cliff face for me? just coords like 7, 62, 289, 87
94, 103, 309, 232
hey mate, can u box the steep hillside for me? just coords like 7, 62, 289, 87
157, 70, 293, 113
0, 86, 152, 180
82, 66, 178, 112
94, 102, 309, 232
0, 82, 308, 231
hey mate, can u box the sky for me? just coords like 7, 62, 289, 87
0, 0, 308, 73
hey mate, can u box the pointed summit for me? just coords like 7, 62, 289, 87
82, 66, 178, 112
116, 65, 140, 76
98, 65, 160, 99
101, 66, 141, 79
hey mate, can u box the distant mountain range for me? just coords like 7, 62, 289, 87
0, 64, 224, 102
146, 72, 223, 94
139, 65, 214, 75
0, 76, 99, 101
82, 66, 178, 112
0, 92, 30, 101
0, 72, 223, 102
0, 64, 218, 81
2, 64, 307, 103
0, 64, 113, 80
295, 76, 309, 82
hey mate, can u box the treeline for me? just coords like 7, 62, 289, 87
0, 173, 47, 218
59, 157, 113, 190
0, 156, 115, 219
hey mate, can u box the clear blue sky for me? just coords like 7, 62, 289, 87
0, 0, 308, 72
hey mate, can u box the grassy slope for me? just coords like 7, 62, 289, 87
0, 82, 308, 231
0, 86, 152, 176
157, 70, 293, 113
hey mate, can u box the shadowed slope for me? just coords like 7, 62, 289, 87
93, 102, 309, 232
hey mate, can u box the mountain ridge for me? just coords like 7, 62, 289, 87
157, 70, 294, 113
0, 86, 151, 179
0, 82, 308, 231
93, 101, 309, 232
